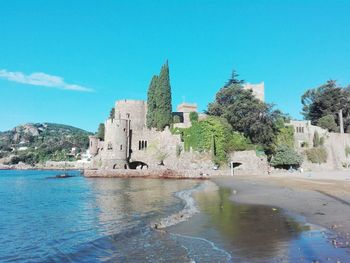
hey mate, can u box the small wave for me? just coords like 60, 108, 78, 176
170, 233, 233, 262
153, 181, 217, 229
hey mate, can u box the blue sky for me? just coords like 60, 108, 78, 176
1, 0, 350, 132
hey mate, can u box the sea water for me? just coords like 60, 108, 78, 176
0, 170, 348, 262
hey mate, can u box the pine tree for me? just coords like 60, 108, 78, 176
146, 75, 158, 128
155, 61, 172, 130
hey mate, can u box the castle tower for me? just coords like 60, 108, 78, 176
100, 117, 130, 169
88, 135, 99, 156
115, 100, 147, 131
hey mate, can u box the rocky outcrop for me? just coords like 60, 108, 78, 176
83, 168, 211, 179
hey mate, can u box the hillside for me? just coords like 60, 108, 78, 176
0, 123, 93, 165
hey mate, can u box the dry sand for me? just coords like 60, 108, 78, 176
212, 170, 350, 247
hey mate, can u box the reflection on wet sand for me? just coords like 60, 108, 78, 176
88, 178, 200, 234
195, 187, 308, 261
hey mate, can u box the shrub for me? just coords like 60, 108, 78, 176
306, 147, 328, 164
275, 125, 294, 149
317, 115, 338, 132
229, 132, 255, 151
345, 145, 350, 158
183, 116, 253, 163
270, 145, 303, 169
313, 131, 320, 147
189, 112, 199, 122
173, 115, 181, 123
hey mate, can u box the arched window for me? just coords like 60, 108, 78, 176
144, 141, 147, 149
120, 145, 123, 151
139, 141, 142, 150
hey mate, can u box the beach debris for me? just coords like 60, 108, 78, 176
314, 212, 325, 215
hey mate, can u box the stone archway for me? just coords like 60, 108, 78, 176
230, 162, 242, 176
128, 161, 149, 170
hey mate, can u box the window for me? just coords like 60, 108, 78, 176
138, 140, 148, 150
107, 142, 113, 150
120, 145, 123, 151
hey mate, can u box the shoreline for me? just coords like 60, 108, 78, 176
212, 172, 350, 248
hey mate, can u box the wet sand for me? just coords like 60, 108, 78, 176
212, 171, 350, 248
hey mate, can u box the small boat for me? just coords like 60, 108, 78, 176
46, 162, 75, 179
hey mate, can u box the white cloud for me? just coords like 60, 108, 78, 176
0, 69, 93, 92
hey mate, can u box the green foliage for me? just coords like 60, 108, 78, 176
146, 75, 158, 128
313, 131, 320, 147
345, 145, 350, 158
210, 134, 216, 159
317, 115, 338, 132
229, 132, 254, 151
301, 80, 350, 131
146, 62, 173, 130
319, 136, 325, 146
270, 145, 303, 168
109, 108, 115, 119
207, 82, 283, 149
173, 115, 181, 123
306, 147, 328, 164
183, 116, 253, 163
97, 123, 105, 141
224, 69, 244, 87
189, 111, 199, 122
275, 125, 294, 149
155, 62, 173, 130
0, 123, 91, 165
154, 147, 170, 165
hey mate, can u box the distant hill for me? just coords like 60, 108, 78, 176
0, 123, 93, 165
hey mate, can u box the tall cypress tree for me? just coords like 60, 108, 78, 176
146, 75, 158, 128
146, 61, 173, 130
155, 61, 172, 130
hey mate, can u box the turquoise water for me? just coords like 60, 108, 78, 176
0, 170, 199, 262
0, 170, 349, 262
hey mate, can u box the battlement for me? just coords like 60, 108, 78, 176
114, 99, 147, 131
115, 99, 146, 107
176, 103, 197, 113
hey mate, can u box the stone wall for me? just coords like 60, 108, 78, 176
301, 133, 350, 171
115, 100, 147, 131
289, 120, 328, 148
127, 126, 214, 170
289, 120, 350, 171
229, 150, 268, 176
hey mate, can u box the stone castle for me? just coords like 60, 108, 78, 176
89, 83, 265, 170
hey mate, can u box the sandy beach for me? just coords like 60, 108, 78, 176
212, 171, 350, 248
